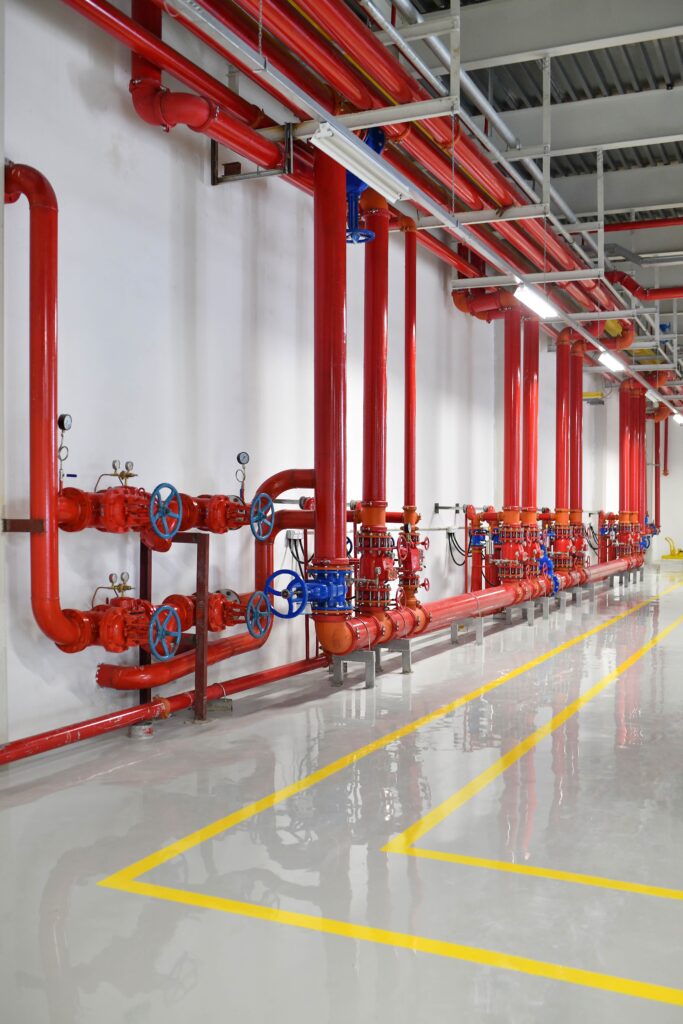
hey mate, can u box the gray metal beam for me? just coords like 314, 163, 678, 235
554, 164, 683, 218
456, 0, 683, 70
474, 86, 683, 159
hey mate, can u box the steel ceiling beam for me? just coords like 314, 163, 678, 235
474, 86, 683, 160
452, 0, 683, 70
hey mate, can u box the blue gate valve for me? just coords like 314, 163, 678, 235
264, 569, 309, 619
346, 127, 386, 244
245, 591, 272, 639
250, 492, 275, 541
149, 483, 183, 541
148, 605, 182, 661
265, 568, 351, 616
539, 545, 560, 595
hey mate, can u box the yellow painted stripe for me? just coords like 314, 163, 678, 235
384, 611, 683, 853
402, 848, 683, 901
103, 877, 683, 1007
99, 587, 671, 888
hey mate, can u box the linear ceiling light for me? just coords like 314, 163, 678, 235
309, 122, 407, 204
513, 284, 560, 320
674, 413, 683, 425
598, 351, 625, 373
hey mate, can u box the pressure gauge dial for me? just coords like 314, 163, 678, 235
58, 413, 72, 432
237, 451, 250, 466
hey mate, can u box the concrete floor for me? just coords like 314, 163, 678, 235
2, 567, 683, 1023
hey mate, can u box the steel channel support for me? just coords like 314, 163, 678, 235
542, 56, 551, 209
450, 0, 460, 111
597, 148, 605, 273
331, 650, 376, 688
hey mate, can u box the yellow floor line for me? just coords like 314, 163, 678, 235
402, 848, 683, 901
100, 583, 680, 888
384, 611, 683, 853
104, 878, 683, 1007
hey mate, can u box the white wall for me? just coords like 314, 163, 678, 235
3, 0, 495, 738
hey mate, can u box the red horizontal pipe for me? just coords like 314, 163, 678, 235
607, 270, 683, 302
0, 656, 326, 765
605, 216, 683, 233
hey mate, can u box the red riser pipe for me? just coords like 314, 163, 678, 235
569, 342, 584, 514
654, 421, 661, 528
664, 416, 670, 476
619, 383, 632, 517
503, 309, 522, 510
629, 387, 641, 524
0, 657, 327, 765
313, 151, 347, 564
522, 318, 539, 511
555, 337, 571, 513
362, 193, 390, 507
404, 221, 417, 510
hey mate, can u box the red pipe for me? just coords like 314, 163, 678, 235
654, 420, 661, 528
607, 270, 683, 302
569, 341, 585, 515
5, 164, 83, 650
664, 416, 670, 477
362, 191, 390, 508
605, 216, 683, 233
503, 309, 522, 511
630, 386, 642, 526
312, 151, 348, 566
0, 657, 327, 765
403, 219, 417, 511
555, 335, 571, 515
619, 382, 633, 518
522, 318, 539, 512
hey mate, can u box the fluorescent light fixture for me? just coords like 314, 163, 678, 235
598, 350, 625, 373
309, 122, 407, 204
674, 413, 683, 425
513, 284, 560, 320
645, 388, 659, 404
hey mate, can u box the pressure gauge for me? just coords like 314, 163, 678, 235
237, 451, 250, 466
58, 413, 72, 432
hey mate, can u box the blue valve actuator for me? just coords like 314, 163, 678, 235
470, 530, 486, 548
539, 545, 560, 595
346, 128, 386, 244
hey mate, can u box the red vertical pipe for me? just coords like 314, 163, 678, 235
503, 308, 522, 509
630, 387, 641, 525
640, 398, 647, 524
5, 164, 81, 648
555, 337, 571, 512
362, 192, 390, 507
654, 420, 661, 528
313, 152, 347, 563
569, 343, 584, 514
521, 318, 539, 511
663, 416, 670, 476
619, 384, 631, 517
403, 221, 417, 511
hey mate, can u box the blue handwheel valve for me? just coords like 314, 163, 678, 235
148, 605, 182, 661
264, 570, 308, 619
245, 591, 272, 639
250, 492, 275, 541
149, 482, 183, 541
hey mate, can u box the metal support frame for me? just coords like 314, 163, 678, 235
559, 591, 570, 611
378, 638, 413, 674
451, 268, 602, 289
330, 649, 376, 688
451, 617, 484, 645
413, 204, 548, 230
572, 586, 583, 604
540, 596, 551, 619
211, 122, 294, 185
542, 56, 551, 209
138, 533, 209, 720
524, 600, 536, 626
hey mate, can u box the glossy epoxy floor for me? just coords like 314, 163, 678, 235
2, 569, 683, 1023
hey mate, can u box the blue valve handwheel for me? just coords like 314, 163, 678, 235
264, 569, 308, 619
346, 536, 354, 557
149, 483, 183, 541
245, 591, 272, 639
250, 492, 275, 541
148, 605, 182, 662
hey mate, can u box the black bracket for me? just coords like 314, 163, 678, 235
2, 518, 45, 534
211, 122, 295, 186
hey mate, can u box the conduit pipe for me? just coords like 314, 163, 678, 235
0, 656, 327, 764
